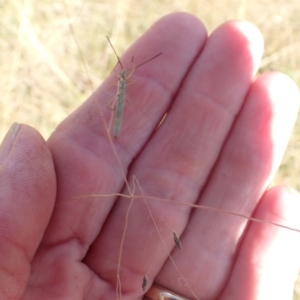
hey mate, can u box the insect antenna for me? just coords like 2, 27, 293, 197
106, 36, 124, 69
135, 52, 162, 69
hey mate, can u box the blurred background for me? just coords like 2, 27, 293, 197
1, 0, 300, 298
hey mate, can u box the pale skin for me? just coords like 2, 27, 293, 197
0, 12, 300, 300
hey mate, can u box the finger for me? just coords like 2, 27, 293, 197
84, 20, 264, 298
0, 124, 56, 299
156, 72, 300, 299
221, 186, 300, 300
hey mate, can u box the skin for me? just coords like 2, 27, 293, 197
0, 12, 300, 300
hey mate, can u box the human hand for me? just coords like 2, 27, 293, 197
1, 13, 300, 300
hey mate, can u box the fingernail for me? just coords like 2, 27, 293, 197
0, 123, 20, 165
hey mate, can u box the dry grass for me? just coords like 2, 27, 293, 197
1, 0, 300, 298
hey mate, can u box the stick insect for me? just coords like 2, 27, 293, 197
106, 36, 162, 137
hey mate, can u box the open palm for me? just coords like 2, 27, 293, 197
1, 13, 300, 300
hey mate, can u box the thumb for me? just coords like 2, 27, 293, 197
0, 124, 56, 299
